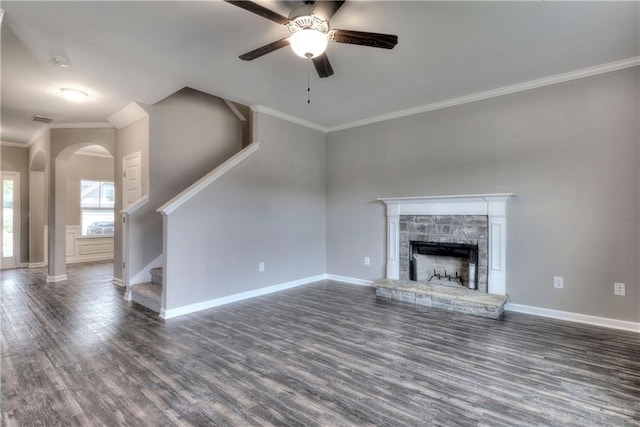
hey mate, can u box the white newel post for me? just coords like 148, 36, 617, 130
380, 194, 514, 296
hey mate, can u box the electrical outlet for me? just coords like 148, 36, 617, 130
614, 282, 625, 296
259, 262, 265, 272
553, 276, 564, 289
364, 257, 371, 266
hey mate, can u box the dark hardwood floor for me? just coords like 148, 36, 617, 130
2, 262, 639, 426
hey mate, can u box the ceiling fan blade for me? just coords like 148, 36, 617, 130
312, 1, 346, 21
312, 53, 334, 78
330, 29, 398, 49
224, 0, 290, 25
239, 38, 290, 61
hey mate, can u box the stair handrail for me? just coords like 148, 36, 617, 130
157, 142, 260, 216
121, 195, 149, 217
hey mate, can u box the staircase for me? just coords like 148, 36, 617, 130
129, 267, 163, 313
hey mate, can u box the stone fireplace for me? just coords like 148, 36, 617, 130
402, 215, 488, 291
379, 194, 514, 295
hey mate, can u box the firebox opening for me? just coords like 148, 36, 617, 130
409, 241, 479, 290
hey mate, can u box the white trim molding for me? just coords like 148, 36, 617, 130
28, 262, 47, 268
107, 102, 149, 129
49, 122, 113, 129
251, 105, 329, 133
1, 140, 29, 148
506, 303, 640, 333
27, 126, 50, 147
15, 57, 640, 146
121, 195, 149, 216
112, 277, 124, 287
328, 57, 640, 132
160, 274, 326, 319
326, 274, 374, 287
157, 142, 260, 215
379, 194, 515, 295
223, 99, 247, 123
46, 274, 68, 283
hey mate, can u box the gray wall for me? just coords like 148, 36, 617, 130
327, 68, 639, 322
66, 154, 114, 226
127, 88, 244, 281
1, 145, 30, 264
164, 112, 327, 310
114, 115, 150, 281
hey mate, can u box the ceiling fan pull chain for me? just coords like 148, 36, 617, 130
307, 60, 311, 104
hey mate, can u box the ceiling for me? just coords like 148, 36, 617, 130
1, 1, 638, 144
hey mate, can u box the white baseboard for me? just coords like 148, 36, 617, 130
326, 276, 638, 333
160, 274, 326, 319
29, 262, 47, 268
506, 303, 640, 333
326, 274, 375, 287
46, 274, 68, 283
66, 254, 113, 264
112, 277, 124, 287
18, 262, 28, 268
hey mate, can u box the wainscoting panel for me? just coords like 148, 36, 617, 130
43, 225, 114, 265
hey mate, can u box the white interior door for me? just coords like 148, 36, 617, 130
1, 171, 20, 269
123, 151, 142, 208
121, 152, 142, 286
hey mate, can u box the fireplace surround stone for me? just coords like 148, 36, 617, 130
401, 215, 488, 291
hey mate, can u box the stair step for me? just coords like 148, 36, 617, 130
130, 282, 162, 313
150, 267, 163, 285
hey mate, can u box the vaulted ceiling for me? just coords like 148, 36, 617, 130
2, 1, 638, 144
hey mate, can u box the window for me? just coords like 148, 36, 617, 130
81, 180, 114, 236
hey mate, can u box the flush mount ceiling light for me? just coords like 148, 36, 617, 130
60, 88, 88, 102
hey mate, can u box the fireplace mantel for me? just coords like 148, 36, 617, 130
378, 194, 514, 295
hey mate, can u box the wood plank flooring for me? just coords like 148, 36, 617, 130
2, 262, 639, 426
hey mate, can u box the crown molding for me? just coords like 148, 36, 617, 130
1, 140, 28, 148
250, 105, 329, 133
22, 123, 111, 147
11, 56, 639, 146
327, 56, 640, 132
107, 102, 149, 129
26, 126, 50, 147
49, 122, 113, 129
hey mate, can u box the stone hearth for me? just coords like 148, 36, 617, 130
375, 279, 508, 319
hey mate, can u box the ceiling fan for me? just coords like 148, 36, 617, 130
225, 0, 398, 78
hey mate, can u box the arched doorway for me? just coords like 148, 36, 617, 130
48, 142, 115, 282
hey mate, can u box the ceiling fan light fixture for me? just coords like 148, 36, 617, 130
60, 88, 88, 102
290, 29, 328, 59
